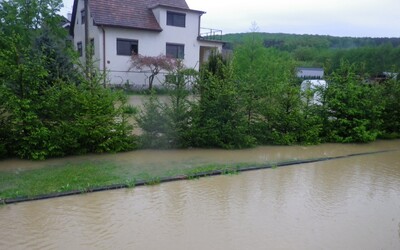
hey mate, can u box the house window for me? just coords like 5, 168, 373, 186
77, 42, 82, 57
117, 39, 138, 56
167, 11, 185, 27
81, 10, 85, 24
166, 43, 184, 59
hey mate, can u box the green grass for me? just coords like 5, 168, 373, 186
0, 161, 267, 202
123, 104, 138, 115
0, 163, 121, 199
379, 132, 400, 140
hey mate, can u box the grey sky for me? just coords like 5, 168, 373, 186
61, 0, 400, 37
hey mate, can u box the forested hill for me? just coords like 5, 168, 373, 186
223, 33, 400, 50
222, 33, 400, 75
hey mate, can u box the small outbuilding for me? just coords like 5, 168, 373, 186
297, 67, 324, 79
300, 79, 327, 105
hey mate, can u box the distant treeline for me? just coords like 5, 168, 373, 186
223, 33, 400, 75
224, 33, 400, 50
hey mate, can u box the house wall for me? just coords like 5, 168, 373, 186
73, 2, 223, 86
198, 40, 223, 63
73, 0, 101, 68
300, 80, 327, 105
152, 7, 203, 69
101, 27, 166, 86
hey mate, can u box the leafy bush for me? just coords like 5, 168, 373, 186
136, 92, 170, 148
0, 85, 10, 158
1, 78, 137, 160
379, 76, 400, 138
323, 61, 383, 142
162, 64, 197, 148
136, 63, 196, 149
0, 0, 138, 159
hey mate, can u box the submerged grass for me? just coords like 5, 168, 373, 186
0, 161, 266, 202
0, 149, 395, 203
0, 163, 122, 199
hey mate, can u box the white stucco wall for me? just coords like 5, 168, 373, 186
74, 3, 223, 86
73, 0, 100, 68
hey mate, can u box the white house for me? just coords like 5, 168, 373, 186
70, 0, 224, 87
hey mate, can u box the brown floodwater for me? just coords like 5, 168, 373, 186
0, 141, 400, 249
1, 139, 399, 174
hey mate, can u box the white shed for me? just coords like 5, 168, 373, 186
300, 80, 327, 105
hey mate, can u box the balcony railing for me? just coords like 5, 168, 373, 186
199, 28, 223, 41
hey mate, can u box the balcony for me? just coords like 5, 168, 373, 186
198, 28, 223, 41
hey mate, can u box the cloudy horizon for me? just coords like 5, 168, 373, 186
61, 0, 400, 38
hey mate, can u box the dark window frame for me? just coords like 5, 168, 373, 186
81, 9, 85, 25
166, 43, 185, 59
167, 11, 186, 27
116, 38, 139, 56
77, 42, 82, 57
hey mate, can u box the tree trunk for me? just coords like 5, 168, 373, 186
149, 74, 154, 90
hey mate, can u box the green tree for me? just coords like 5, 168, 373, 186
135, 62, 196, 149
0, 0, 137, 159
323, 60, 383, 142
191, 54, 255, 149
136, 92, 169, 148
232, 35, 269, 141
0, 84, 11, 158
380, 75, 400, 138
163, 62, 197, 148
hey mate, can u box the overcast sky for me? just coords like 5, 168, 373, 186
61, 0, 400, 37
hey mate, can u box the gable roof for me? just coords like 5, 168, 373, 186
297, 67, 324, 72
70, 0, 202, 35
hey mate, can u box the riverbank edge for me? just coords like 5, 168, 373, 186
0, 149, 395, 205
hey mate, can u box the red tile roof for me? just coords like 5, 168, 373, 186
70, 0, 197, 34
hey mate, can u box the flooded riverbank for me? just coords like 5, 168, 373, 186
1, 140, 399, 175
0, 140, 399, 249
0, 147, 399, 249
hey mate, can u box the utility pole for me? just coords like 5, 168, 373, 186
84, 0, 90, 78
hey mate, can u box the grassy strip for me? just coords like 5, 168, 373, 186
0, 162, 248, 203
1, 149, 395, 204
0, 163, 123, 200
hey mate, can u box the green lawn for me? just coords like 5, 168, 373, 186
0, 161, 250, 202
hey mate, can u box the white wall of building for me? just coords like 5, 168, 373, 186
73, 0, 101, 68
74, 3, 223, 86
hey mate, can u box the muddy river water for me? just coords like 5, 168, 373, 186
0, 140, 400, 249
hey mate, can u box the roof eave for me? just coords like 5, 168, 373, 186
69, 0, 78, 36
94, 23, 163, 32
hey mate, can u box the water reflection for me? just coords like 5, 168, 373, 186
0, 148, 399, 249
